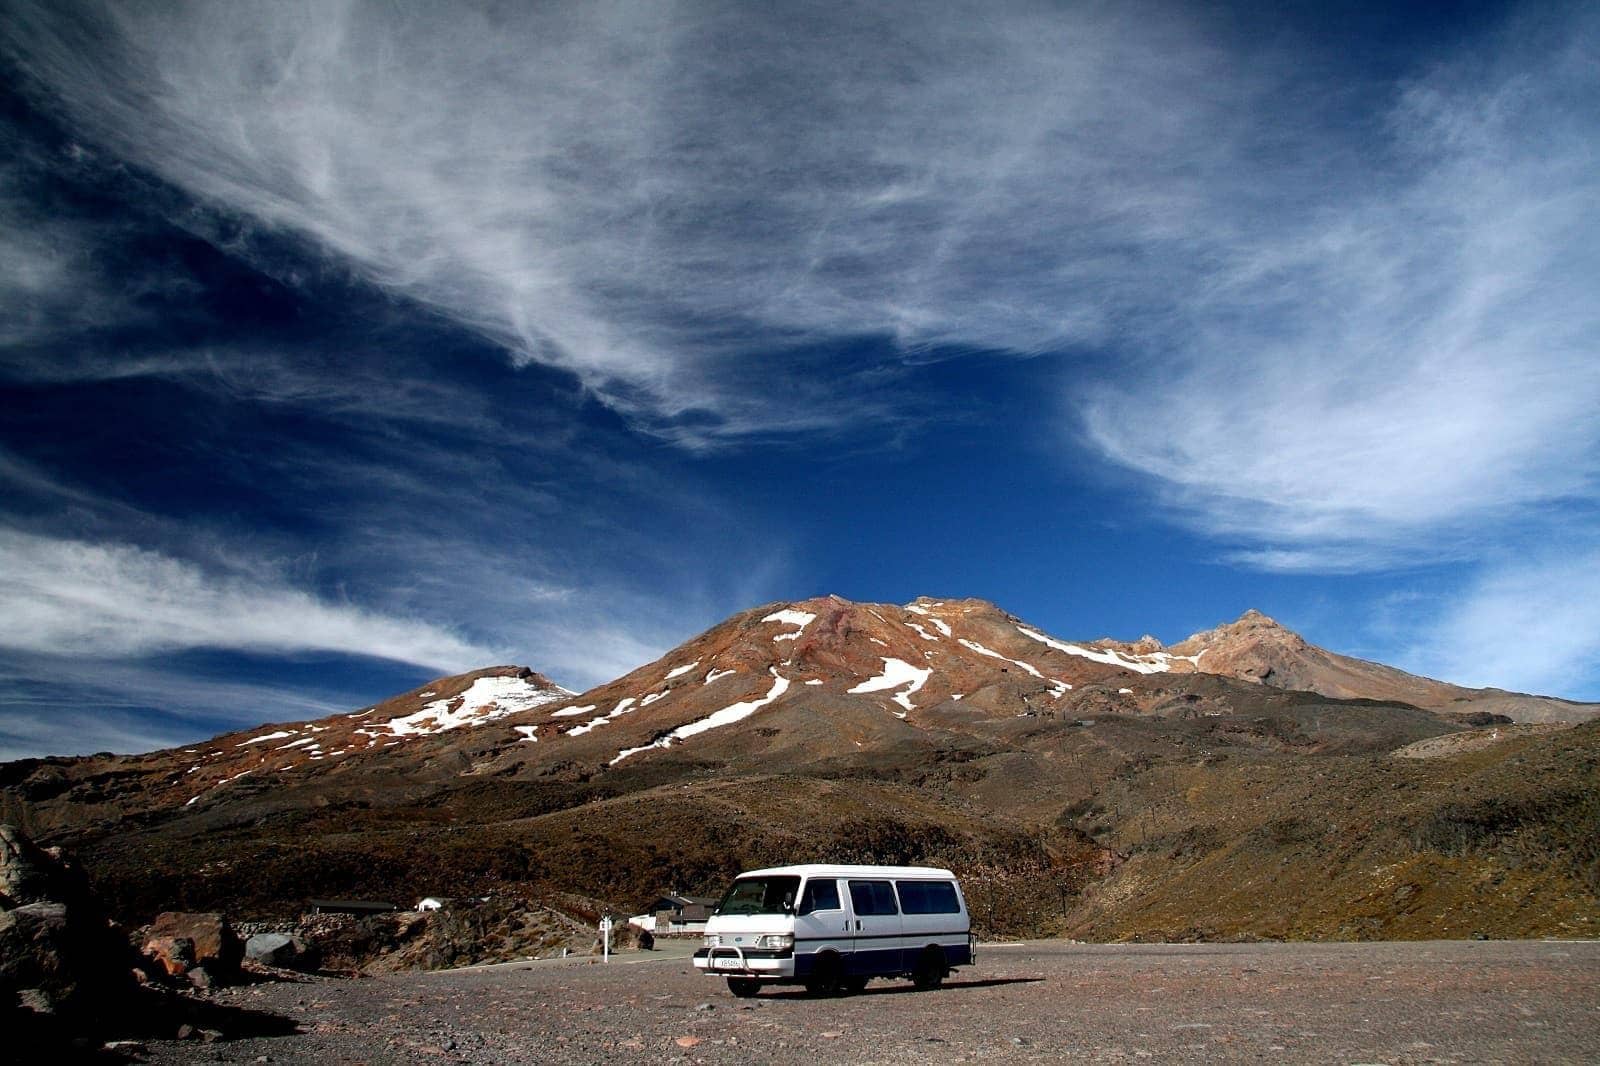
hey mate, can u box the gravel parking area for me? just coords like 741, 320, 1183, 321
140, 939, 1600, 1064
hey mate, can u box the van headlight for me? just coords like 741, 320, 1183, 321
704, 934, 720, 947
754, 934, 794, 949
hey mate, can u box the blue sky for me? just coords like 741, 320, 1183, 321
2, 1, 1597, 759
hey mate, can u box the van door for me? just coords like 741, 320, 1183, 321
846, 879, 903, 976
793, 876, 848, 979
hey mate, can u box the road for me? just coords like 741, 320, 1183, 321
144, 939, 1600, 1064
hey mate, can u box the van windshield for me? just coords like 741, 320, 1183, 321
715, 876, 801, 916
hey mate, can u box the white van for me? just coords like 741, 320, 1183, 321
692, 863, 974, 997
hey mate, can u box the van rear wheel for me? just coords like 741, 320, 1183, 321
727, 977, 760, 998
912, 946, 946, 991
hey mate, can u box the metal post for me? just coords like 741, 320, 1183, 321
600, 915, 613, 962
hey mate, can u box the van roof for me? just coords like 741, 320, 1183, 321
734, 863, 957, 880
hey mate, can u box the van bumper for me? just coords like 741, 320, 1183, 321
693, 947, 796, 978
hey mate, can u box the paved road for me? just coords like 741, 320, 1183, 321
147, 939, 1600, 1064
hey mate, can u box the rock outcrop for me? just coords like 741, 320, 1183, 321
1, 822, 142, 1047
0, 823, 61, 907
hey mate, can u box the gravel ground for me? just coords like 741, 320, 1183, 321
134, 939, 1600, 1064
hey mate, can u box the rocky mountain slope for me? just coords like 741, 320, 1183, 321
2, 597, 1596, 950
1156, 609, 1595, 723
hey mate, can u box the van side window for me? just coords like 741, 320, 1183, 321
798, 878, 840, 914
895, 880, 961, 914
847, 879, 899, 916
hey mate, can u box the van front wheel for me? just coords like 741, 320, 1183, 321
912, 946, 946, 991
727, 977, 760, 998
805, 953, 845, 997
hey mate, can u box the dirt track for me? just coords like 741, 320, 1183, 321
141, 939, 1600, 1064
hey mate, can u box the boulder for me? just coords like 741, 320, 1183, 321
0, 824, 166, 1051
0, 824, 61, 907
146, 913, 242, 980
245, 932, 318, 971
0, 902, 72, 997
1, 896, 136, 1017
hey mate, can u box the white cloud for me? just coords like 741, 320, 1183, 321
1080, 6, 1600, 560
0, 0, 1262, 441
4, 3, 1591, 486
1400, 547, 1600, 699
0, 529, 493, 669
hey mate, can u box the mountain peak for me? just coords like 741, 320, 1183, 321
1236, 608, 1281, 626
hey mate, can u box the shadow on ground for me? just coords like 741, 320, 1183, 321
761, 976, 1045, 1000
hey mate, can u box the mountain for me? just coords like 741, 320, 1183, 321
1157, 609, 1595, 724
3, 597, 1596, 950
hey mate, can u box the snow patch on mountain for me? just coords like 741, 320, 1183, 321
567, 696, 638, 737
958, 638, 1044, 679
371, 675, 570, 738
849, 657, 933, 712
762, 609, 816, 641
611, 669, 791, 764
1015, 624, 1189, 675
905, 603, 953, 636
185, 767, 254, 807
238, 730, 295, 746
666, 660, 701, 679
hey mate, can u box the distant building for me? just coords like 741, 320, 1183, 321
628, 892, 719, 933
306, 898, 399, 916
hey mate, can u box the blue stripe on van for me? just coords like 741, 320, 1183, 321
793, 943, 970, 979
796, 929, 968, 944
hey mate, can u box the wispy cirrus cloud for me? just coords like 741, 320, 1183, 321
0, 0, 1267, 442
0, 528, 493, 668
1399, 545, 1600, 698
7, 2, 1591, 516
1080, 5, 1600, 565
